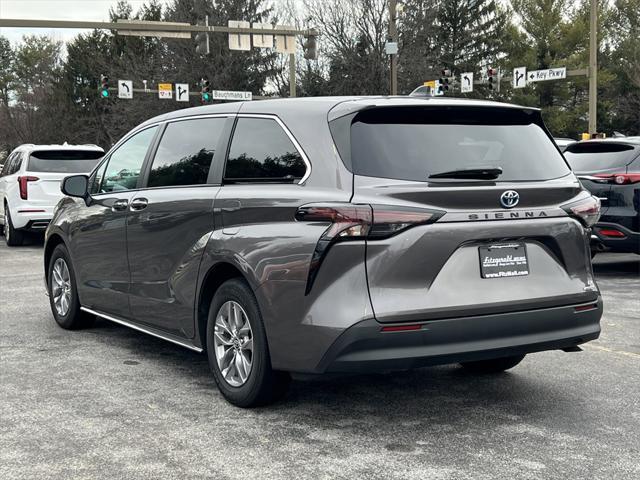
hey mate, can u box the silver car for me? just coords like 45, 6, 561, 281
45, 97, 602, 406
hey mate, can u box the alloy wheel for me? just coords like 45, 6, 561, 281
213, 300, 254, 387
51, 258, 72, 317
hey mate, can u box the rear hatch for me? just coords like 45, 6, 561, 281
331, 104, 598, 322
25, 150, 103, 206
563, 141, 639, 216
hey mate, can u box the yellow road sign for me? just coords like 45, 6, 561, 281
158, 83, 173, 99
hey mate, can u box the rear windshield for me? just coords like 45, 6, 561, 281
331, 106, 571, 182
563, 142, 638, 172
28, 150, 103, 173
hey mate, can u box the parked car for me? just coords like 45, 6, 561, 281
554, 137, 576, 152
0, 144, 104, 246
564, 138, 640, 256
45, 98, 602, 407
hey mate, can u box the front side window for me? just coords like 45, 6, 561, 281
98, 126, 157, 193
224, 118, 306, 183
90, 158, 109, 195
0, 153, 16, 176
147, 117, 226, 188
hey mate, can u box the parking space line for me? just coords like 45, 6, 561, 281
584, 343, 640, 359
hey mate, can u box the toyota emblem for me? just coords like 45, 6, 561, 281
500, 190, 520, 209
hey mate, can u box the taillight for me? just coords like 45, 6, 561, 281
594, 173, 640, 184
561, 195, 601, 227
18, 176, 39, 200
296, 203, 444, 294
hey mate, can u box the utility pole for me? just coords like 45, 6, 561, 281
588, 0, 598, 135
289, 53, 296, 98
388, 0, 398, 95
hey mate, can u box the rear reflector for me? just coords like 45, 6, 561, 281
17, 209, 46, 213
574, 304, 598, 312
598, 228, 626, 238
381, 324, 422, 332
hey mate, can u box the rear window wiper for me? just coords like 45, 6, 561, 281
428, 167, 503, 180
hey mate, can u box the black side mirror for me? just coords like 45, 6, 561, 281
61, 175, 89, 199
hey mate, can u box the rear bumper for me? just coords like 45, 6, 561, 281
11, 206, 54, 230
591, 222, 640, 254
316, 298, 602, 373
21, 219, 51, 232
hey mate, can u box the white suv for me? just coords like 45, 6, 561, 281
0, 144, 104, 246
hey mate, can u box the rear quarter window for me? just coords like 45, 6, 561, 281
28, 150, 103, 173
331, 106, 570, 182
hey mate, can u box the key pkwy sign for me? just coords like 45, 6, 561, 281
527, 67, 567, 82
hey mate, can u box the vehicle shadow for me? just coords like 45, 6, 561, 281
0, 232, 45, 247
87, 317, 573, 433
592, 253, 640, 278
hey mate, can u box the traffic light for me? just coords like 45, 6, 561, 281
100, 74, 109, 98
200, 78, 211, 103
438, 69, 451, 94
487, 67, 496, 90
303, 34, 317, 60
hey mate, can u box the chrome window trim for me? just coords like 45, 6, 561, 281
81, 306, 203, 352
101, 112, 312, 186
234, 113, 312, 185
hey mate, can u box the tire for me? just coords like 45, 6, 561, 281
206, 278, 290, 407
4, 208, 25, 246
460, 354, 525, 374
47, 244, 94, 330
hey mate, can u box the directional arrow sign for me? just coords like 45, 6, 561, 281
118, 80, 133, 99
513, 67, 527, 89
175, 83, 189, 102
527, 67, 566, 83
460, 72, 473, 93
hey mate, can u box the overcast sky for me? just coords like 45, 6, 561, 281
0, 0, 170, 45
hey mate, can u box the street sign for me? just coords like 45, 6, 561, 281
385, 42, 398, 55
252, 23, 273, 48
211, 90, 252, 101
527, 67, 566, 83
158, 83, 173, 99
116, 19, 191, 38
118, 79, 133, 99
229, 20, 250, 51
513, 67, 527, 88
423, 80, 443, 96
460, 72, 473, 93
275, 25, 296, 54
175, 83, 189, 102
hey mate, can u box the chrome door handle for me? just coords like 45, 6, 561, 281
130, 198, 148, 211
112, 199, 128, 212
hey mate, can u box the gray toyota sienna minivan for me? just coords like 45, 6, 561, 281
45, 97, 603, 407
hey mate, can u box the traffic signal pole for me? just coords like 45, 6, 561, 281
289, 54, 297, 98
588, 0, 598, 134
0, 18, 316, 37
388, 0, 398, 96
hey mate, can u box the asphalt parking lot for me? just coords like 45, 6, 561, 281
1, 238, 638, 480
